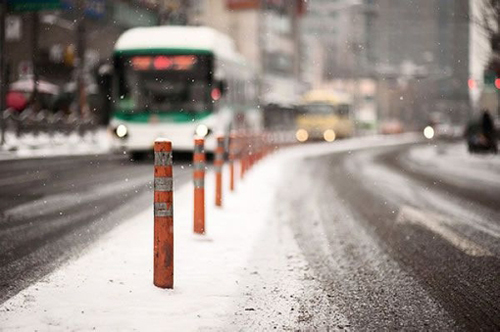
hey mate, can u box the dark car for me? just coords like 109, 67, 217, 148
465, 115, 498, 154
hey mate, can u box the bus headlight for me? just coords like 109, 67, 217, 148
296, 129, 308, 142
195, 124, 210, 137
115, 124, 128, 138
323, 129, 336, 142
423, 126, 434, 139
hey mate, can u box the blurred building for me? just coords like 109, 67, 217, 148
301, 35, 324, 89
190, 0, 306, 107
4, 0, 186, 124
303, 0, 471, 130
373, 0, 470, 128
302, 0, 378, 131
469, 0, 494, 116
4, 0, 306, 126
303, 0, 373, 80
5, 1, 168, 83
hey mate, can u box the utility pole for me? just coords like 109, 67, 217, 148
497, 9, 500, 119
0, 1, 6, 145
76, 0, 86, 117
31, 12, 39, 109
258, 0, 266, 110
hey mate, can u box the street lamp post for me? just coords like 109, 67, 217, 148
76, 0, 86, 117
31, 12, 40, 109
0, 1, 6, 146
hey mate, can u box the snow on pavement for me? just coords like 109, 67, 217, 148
0, 134, 422, 331
0, 140, 342, 331
0, 130, 112, 160
406, 141, 500, 186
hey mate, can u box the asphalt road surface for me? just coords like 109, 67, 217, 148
1, 141, 499, 331
280, 142, 500, 330
0, 153, 191, 304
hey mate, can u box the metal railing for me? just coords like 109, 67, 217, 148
1, 108, 98, 148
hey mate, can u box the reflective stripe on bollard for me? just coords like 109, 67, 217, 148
154, 138, 174, 289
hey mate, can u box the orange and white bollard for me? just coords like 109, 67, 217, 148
193, 138, 205, 234
215, 135, 224, 207
229, 133, 236, 192
153, 138, 174, 289
240, 132, 248, 180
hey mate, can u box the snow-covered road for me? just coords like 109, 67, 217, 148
1, 136, 499, 331
0, 138, 345, 331
284, 140, 500, 330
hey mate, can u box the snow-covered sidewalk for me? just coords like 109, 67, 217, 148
406, 141, 500, 186
0, 129, 112, 160
0, 134, 422, 331
0, 143, 305, 331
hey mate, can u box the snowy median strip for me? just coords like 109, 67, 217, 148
0, 145, 287, 330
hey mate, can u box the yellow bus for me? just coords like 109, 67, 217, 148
295, 90, 354, 142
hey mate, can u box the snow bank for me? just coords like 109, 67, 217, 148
0, 129, 112, 160
407, 142, 500, 186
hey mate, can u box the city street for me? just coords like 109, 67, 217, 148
1, 0, 499, 330
0, 137, 498, 330
0, 153, 191, 303
278, 141, 500, 330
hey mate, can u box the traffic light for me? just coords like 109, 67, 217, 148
484, 70, 496, 86
483, 70, 500, 90
468, 78, 477, 90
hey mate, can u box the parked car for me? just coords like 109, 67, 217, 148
7, 78, 59, 111
380, 119, 404, 135
464, 114, 498, 154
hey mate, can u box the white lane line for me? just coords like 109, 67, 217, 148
5, 167, 191, 220
396, 205, 493, 257
0, 170, 50, 186
5, 174, 152, 219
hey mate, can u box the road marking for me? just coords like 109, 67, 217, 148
0, 170, 50, 187
396, 205, 492, 257
4, 174, 152, 220
4, 168, 192, 221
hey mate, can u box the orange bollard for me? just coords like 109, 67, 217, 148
229, 133, 235, 192
240, 132, 247, 179
257, 134, 262, 162
215, 135, 224, 207
193, 138, 205, 234
153, 138, 174, 289
249, 133, 255, 169
264, 133, 268, 158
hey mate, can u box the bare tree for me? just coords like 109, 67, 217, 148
478, 0, 500, 74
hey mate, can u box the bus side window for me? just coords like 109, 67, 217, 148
115, 58, 129, 99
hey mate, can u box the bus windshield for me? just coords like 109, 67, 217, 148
114, 54, 213, 113
300, 103, 350, 117
300, 104, 335, 115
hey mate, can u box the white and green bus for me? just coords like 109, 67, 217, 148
109, 26, 261, 155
